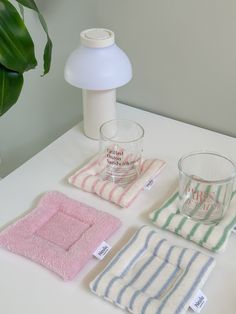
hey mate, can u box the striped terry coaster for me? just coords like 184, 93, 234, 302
68, 154, 165, 208
90, 225, 215, 314
149, 191, 236, 253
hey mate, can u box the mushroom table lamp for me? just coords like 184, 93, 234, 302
64, 28, 133, 139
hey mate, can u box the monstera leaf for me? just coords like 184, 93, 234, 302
0, 0, 52, 116
0, 65, 23, 116
15, 0, 52, 75
0, 0, 37, 73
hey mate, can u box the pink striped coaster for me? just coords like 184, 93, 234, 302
68, 155, 165, 208
0, 191, 121, 280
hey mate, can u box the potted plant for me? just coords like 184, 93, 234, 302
0, 0, 52, 116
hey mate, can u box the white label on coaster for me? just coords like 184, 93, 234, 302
93, 241, 111, 260
144, 178, 156, 190
189, 290, 207, 313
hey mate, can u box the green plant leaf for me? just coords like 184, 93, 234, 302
15, 0, 52, 75
18, 3, 25, 20
0, 65, 23, 116
14, 0, 38, 11
0, 0, 37, 73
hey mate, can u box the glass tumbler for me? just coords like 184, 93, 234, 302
178, 151, 236, 224
99, 119, 144, 187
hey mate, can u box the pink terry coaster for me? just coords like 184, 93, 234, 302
68, 155, 165, 208
0, 191, 121, 281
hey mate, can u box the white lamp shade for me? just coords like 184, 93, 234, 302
64, 44, 132, 90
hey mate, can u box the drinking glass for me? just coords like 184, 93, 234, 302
99, 119, 144, 187
178, 151, 236, 224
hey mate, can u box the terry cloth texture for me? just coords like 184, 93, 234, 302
90, 225, 215, 314
68, 154, 165, 208
149, 191, 236, 253
0, 191, 121, 280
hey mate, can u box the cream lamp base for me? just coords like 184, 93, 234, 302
82, 89, 116, 140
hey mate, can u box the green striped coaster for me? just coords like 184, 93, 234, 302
149, 191, 236, 253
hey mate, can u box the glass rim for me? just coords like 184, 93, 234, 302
178, 150, 236, 184
100, 119, 144, 143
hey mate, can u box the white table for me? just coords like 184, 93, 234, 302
0, 103, 235, 314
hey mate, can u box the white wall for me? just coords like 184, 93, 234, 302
0, 0, 95, 177
96, 0, 236, 137
1, 0, 236, 176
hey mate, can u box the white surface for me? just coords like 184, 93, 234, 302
80, 28, 115, 48
0, 103, 236, 314
82, 89, 116, 139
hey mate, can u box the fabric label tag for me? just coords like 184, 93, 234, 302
189, 290, 207, 313
144, 178, 156, 190
93, 241, 111, 260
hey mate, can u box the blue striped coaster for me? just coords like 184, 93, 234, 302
90, 226, 215, 314
150, 191, 236, 253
